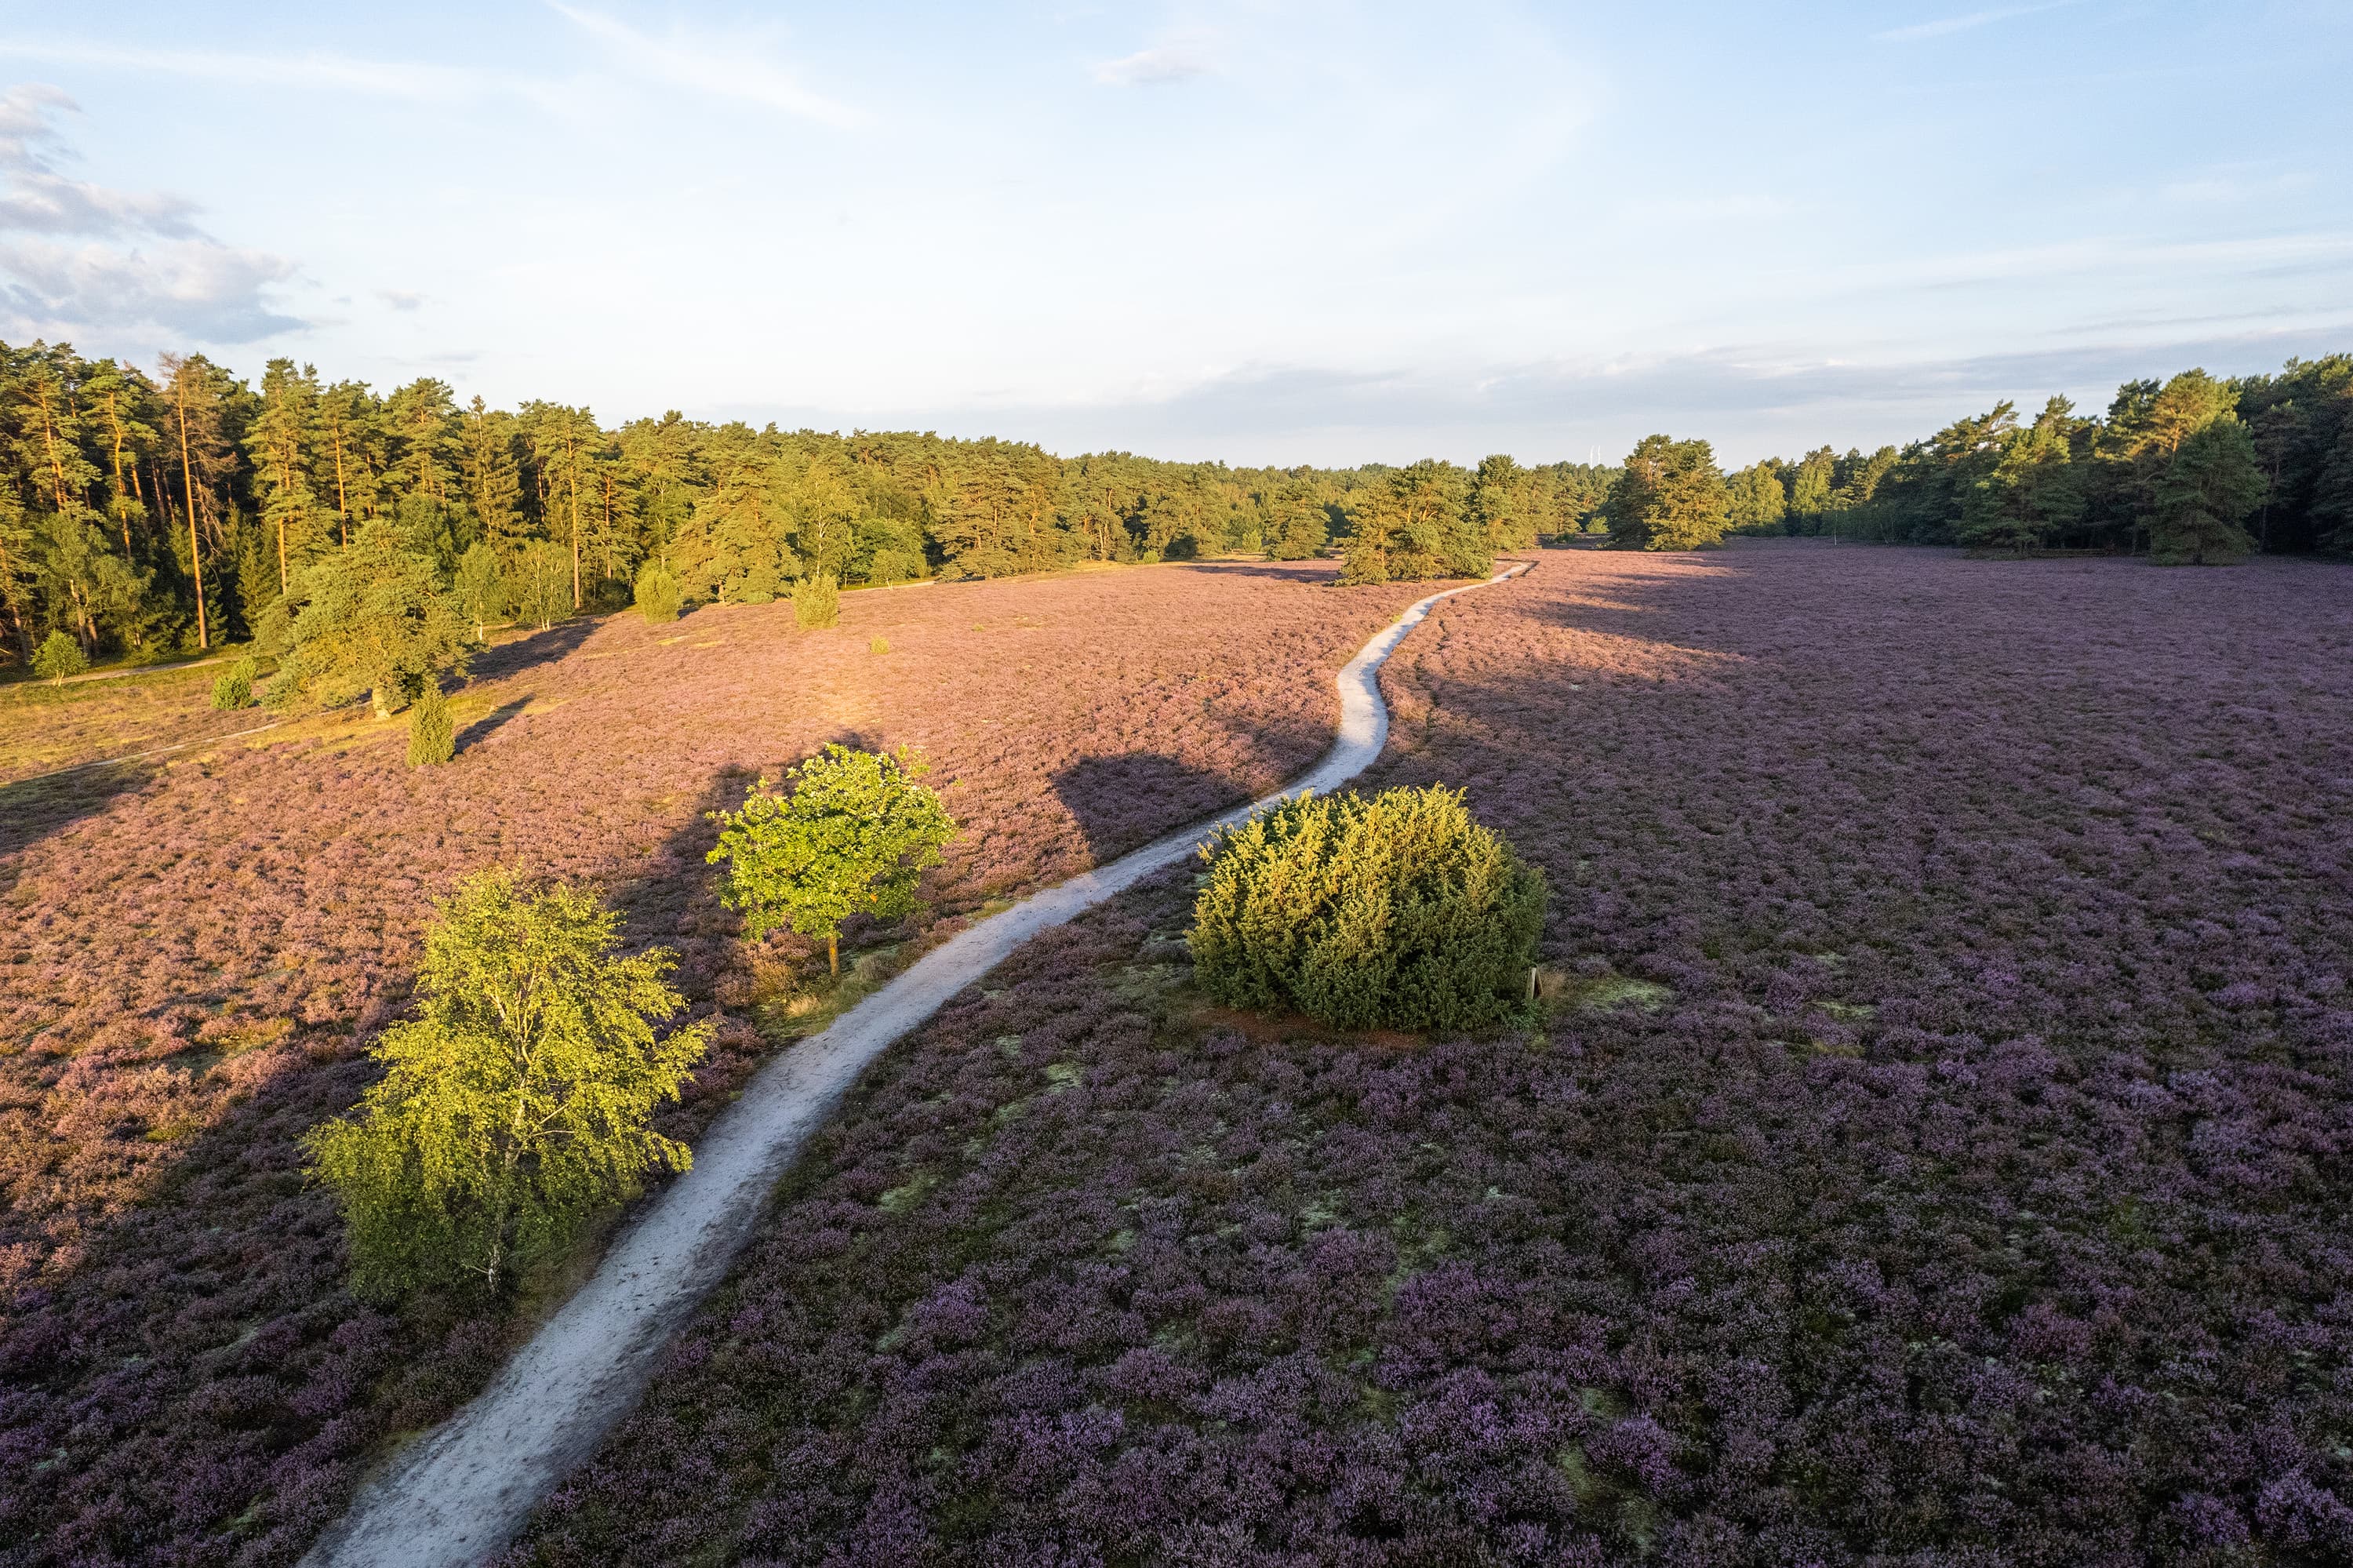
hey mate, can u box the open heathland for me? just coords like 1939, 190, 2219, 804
0, 562, 1437, 1567
507, 541, 2353, 1566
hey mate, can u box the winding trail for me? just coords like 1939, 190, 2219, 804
302, 562, 1527, 1568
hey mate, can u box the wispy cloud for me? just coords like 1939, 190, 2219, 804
377, 288, 424, 312
0, 84, 303, 343
1093, 34, 1216, 86
1874, 2, 2078, 42
0, 38, 504, 99
546, 3, 864, 127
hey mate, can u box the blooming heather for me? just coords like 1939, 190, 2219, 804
507, 541, 2353, 1566
0, 563, 1427, 1566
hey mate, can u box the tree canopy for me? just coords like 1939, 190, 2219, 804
303, 868, 711, 1300
706, 744, 958, 973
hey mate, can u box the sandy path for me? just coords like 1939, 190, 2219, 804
300, 563, 1526, 1567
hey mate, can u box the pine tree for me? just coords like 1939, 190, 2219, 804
2151, 416, 2265, 565
1606, 436, 1730, 551
461, 396, 527, 558
261, 515, 469, 717
245, 358, 326, 596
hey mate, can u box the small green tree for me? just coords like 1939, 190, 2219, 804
1607, 435, 1730, 551
210, 655, 256, 709
32, 628, 86, 683
707, 744, 956, 974
2151, 415, 2266, 565
453, 542, 503, 642
303, 868, 710, 1301
1190, 784, 1546, 1032
791, 571, 839, 629
260, 516, 467, 718
511, 540, 572, 630
1338, 460, 1486, 584
635, 559, 682, 624
408, 676, 455, 766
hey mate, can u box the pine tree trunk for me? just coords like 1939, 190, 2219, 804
829, 933, 838, 976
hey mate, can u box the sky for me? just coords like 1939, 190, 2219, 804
0, 1, 2347, 467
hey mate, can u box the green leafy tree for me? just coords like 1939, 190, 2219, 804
263, 515, 468, 717
453, 542, 503, 641
1262, 480, 1330, 560
511, 539, 572, 630
792, 570, 839, 629
707, 744, 956, 974
1607, 435, 1730, 551
32, 627, 85, 682
634, 558, 682, 623
408, 676, 455, 766
303, 868, 710, 1299
2151, 415, 2266, 565
1726, 461, 1787, 533
1188, 784, 1546, 1032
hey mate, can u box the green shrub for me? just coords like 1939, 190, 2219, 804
210, 656, 257, 709
1188, 784, 1547, 1032
408, 677, 455, 766
32, 629, 86, 684
869, 635, 889, 654
793, 572, 840, 629
635, 560, 682, 624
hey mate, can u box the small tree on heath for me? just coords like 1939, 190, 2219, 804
707, 744, 955, 974
303, 868, 710, 1301
32, 628, 86, 683
2152, 415, 2267, 565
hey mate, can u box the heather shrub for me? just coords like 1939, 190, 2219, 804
634, 559, 682, 624
1189, 784, 1546, 1031
209, 655, 256, 709
792, 571, 839, 629
707, 743, 955, 973
303, 868, 711, 1300
407, 677, 454, 766
33, 628, 85, 682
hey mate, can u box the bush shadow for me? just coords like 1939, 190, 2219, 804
456, 697, 532, 756
1052, 752, 1257, 865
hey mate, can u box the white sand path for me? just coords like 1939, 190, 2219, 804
301, 562, 1526, 1567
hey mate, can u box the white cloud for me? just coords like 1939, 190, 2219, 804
546, 3, 865, 126
0, 84, 301, 343
377, 289, 425, 311
0, 235, 301, 341
1093, 35, 1216, 86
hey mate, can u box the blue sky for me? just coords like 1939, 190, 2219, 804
0, 1, 2346, 465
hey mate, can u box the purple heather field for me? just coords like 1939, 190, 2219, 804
0, 563, 1433, 1567
507, 543, 2353, 1567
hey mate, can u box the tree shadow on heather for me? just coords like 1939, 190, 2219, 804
455, 697, 532, 756
467, 618, 600, 682
1052, 752, 1259, 866
0, 760, 152, 871
1169, 562, 1337, 584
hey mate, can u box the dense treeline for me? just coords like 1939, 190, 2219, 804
0, 340, 1617, 671
1698, 355, 2353, 561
